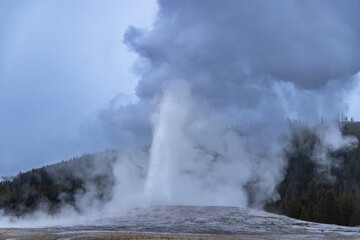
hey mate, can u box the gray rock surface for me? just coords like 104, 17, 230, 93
2, 206, 360, 239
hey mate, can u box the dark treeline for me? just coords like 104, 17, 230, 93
0, 150, 117, 216
266, 121, 360, 226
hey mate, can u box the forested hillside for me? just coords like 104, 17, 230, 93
0, 150, 117, 216
266, 121, 360, 226
2, 122, 360, 226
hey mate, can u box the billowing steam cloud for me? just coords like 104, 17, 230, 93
102, 0, 360, 210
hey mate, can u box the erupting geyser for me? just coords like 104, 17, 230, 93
98, 0, 360, 210
146, 82, 193, 205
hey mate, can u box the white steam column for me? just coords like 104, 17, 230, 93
145, 82, 192, 205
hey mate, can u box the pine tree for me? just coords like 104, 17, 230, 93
341, 193, 355, 226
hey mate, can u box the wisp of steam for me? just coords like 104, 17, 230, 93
3, 0, 360, 225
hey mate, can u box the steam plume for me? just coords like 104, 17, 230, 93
94, 0, 360, 210
99, 0, 360, 209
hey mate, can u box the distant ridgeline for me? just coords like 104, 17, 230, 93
0, 150, 117, 216
266, 120, 360, 226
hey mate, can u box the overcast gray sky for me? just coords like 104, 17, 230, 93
0, 0, 157, 175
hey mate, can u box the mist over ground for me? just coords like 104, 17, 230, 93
1, 0, 360, 225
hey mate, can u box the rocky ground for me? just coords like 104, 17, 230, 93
1, 206, 360, 239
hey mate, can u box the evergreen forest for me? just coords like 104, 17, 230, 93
2, 122, 360, 226
266, 121, 360, 226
